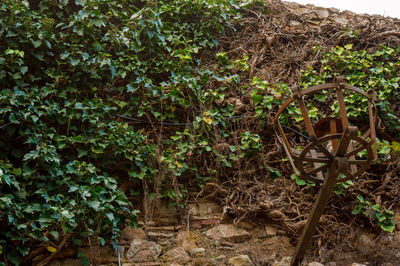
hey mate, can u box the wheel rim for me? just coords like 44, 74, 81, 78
293, 133, 374, 183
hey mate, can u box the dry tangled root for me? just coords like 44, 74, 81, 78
194, 0, 400, 263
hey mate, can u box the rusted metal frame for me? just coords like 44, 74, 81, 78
292, 159, 323, 182
298, 84, 375, 106
291, 158, 343, 266
304, 134, 342, 144
271, 110, 299, 175
348, 144, 358, 174
274, 97, 295, 122
350, 137, 373, 160
295, 134, 341, 182
368, 100, 378, 161
348, 159, 369, 165
341, 163, 370, 182
299, 134, 341, 160
329, 119, 338, 152
272, 78, 379, 266
353, 116, 375, 172
278, 135, 299, 175
293, 89, 330, 180
311, 149, 325, 181
292, 156, 319, 182
273, 84, 378, 128
336, 82, 372, 174
294, 90, 316, 138
301, 157, 330, 163
313, 137, 334, 160
335, 77, 358, 174
292, 129, 355, 265
335, 77, 350, 129
376, 116, 385, 132
346, 143, 369, 158
305, 163, 329, 176
335, 127, 358, 157
276, 121, 295, 157
338, 136, 374, 182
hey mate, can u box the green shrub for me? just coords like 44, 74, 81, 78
0, 0, 243, 263
352, 195, 395, 232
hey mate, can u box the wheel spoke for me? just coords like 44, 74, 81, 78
306, 163, 328, 176
315, 141, 334, 160
348, 159, 368, 165
346, 143, 367, 158
342, 169, 354, 180
353, 163, 370, 178
302, 157, 330, 163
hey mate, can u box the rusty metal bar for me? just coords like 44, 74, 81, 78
335, 127, 358, 157
368, 101, 377, 161
329, 119, 338, 152
295, 91, 316, 138
310, 150, 325, 181
335, 76, 349, 129
291, 158, 341, 265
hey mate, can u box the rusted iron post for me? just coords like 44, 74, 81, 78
291, 157, 339, 265
291, 127, 356, 265
272, 76, 379, 265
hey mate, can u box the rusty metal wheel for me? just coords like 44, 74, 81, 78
293, 133, 374, 183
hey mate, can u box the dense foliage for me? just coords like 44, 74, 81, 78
0, 0, 247, 264
1, 0, 400, 264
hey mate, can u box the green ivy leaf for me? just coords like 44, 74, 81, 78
87, 200, 101, 211
75, 0, 87, 6
20, 66, 28, 75
32, 40, 42, 48
9, 113, 18, 124
380, 223, 395, 233
314, 93, 327, 102
70, 57, 80, 66
126, 84, 137, 93
252, 94, 262, 105
106, 213, 114, 221
10, 168, 21, 176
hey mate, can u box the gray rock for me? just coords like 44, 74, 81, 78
316, 9, 329, 19
161, 247, 191, 264
265, 225, 277, 237
125, 239, 162, 262
289, 20, 302, 28
190, 247, 206, 257
205, 224, 250, 243
121, 226, 146, 241
176, 230, 198, 251
333, 16, 349, 26
211, 254, 227, 265
228, 254, 254, 266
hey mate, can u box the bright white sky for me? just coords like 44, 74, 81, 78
290, 0, 400, 18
